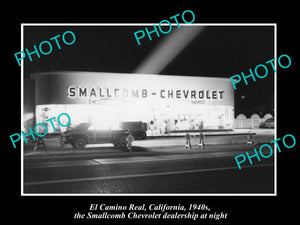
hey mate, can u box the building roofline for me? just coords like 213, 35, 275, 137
30, 71, 232, 81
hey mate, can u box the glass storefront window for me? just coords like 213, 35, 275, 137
35, 104, 234, 133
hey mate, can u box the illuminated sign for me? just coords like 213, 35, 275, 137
68, 87, 148, 99
67, 86, 224, 101
31, 72, 234, 107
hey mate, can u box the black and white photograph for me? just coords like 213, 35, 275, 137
21, 24, 276, 194
5, 6, 298, 225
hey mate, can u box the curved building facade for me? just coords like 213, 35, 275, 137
31, 71, 234, 134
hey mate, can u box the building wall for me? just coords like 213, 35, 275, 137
234, 113, 273, 129
31, 71, 235, 133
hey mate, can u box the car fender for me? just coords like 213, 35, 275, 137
70, 134, 89, 144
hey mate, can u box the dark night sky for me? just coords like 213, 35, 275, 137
24, 25, 274, 117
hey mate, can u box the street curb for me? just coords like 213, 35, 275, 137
24, 142, 268, 159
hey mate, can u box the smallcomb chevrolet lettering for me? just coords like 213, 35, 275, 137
68, 86, 225, 100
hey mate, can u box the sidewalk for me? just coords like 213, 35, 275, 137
147, 128, 274, 138
24, 129, 274, 158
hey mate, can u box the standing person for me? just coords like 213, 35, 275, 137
247, 133, 254, 145
185, 132, 192, 149
198, 132, 205, 149
126, 131, 135, 152
150, 121, 154, 138
32, 134, 46, 151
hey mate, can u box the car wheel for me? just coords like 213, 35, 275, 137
74, 138, 87, 149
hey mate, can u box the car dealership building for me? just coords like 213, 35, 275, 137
30, 71, 234, 134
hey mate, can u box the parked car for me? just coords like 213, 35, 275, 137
259, 118, 274, 128
60, 123, 130, 149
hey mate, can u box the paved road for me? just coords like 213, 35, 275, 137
23, 141, 275, 194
